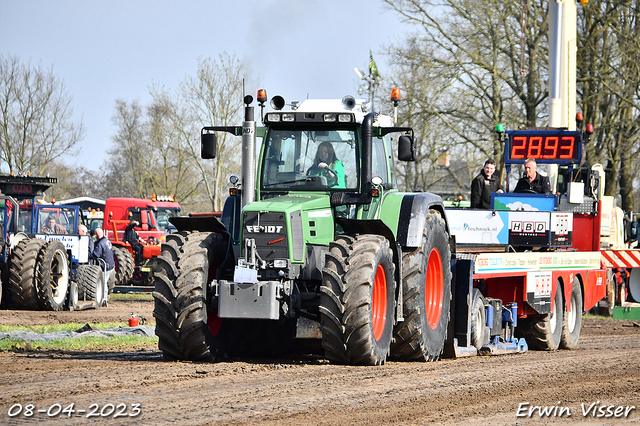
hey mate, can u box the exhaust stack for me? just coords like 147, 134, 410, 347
242, 96, 256, 208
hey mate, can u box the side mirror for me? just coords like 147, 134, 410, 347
201, 132, 217, 159
398, 135, 416, 161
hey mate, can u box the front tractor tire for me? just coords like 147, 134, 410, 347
153, 231, 228, 362
76, 264, 105, 305
36, 240, 70, 311
391, 210, 452, 362
320, 234, 396, 366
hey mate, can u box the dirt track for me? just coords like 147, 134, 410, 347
1, 300, 640, 425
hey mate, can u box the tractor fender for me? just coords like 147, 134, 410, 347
335, 217, 400, 276
168, 213, 235, 281
396, 193, 448, 248
335, 217, 402, 316
169, 215, 228, 234
9, 232, 29, 251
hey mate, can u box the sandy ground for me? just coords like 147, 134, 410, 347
1, 300, 640, 425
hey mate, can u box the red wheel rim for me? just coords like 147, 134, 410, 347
425, 248, 443, 329
208, 308, 222, 336
372, 264, 388, 341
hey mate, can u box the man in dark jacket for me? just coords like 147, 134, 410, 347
471, 159, 504, 209
124, 220, 144, 264
514, 158, 551, 194
92, 227, 116, 285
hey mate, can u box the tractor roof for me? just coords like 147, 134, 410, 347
267, 97, 394, 127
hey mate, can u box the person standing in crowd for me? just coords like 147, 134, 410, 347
78, 224, 94, 254
92, 227, 115, 285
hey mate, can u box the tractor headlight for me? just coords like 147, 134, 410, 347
282, 113, 295, 122
266, 113, 280, 122
273, 259, 288, 268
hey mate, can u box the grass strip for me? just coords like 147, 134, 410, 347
1, 334, 158, 351
0, 322, 158, 351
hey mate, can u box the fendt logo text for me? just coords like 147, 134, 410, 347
245, 225, 284, 234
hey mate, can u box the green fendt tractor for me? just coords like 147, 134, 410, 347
153, 90, 452, 365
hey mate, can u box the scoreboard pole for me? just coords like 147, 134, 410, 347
548, 0, 578, 190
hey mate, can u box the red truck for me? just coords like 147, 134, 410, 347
147, 194, 182, 235
103, 197, 165, 289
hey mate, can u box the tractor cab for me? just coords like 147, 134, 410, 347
192, 90, 418, 287
35, 206, 77, 234
0, 175, 82, 238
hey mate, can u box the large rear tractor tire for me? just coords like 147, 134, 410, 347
560, 276, 583, 349
113, 246, 134, 288
153, 231, 228, 361
8, 238, 46, 310
517, 280, 564, 350
162, 231, 192, 262
76, 264, 105, 305
391, 210, 452, 361
36, 240, 70, 311
320, 234, 396, 365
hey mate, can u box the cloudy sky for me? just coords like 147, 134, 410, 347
1, 0, 409, 171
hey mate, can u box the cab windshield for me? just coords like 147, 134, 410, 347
155, 207, 180, 233
261, 128, 358, 191
37, 207, 77, 235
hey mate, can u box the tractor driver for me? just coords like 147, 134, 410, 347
124, 220, 145, 264
306, 141, 346, 188
42, 214, 67, 234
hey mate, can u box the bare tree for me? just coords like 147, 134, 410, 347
103, 99, 151, 198
99, 54, 247, 212
383, 0, 549, 192
150, 54, 246, 211
0, 54, 84, 175
578, 0, 640, 210
385, 0, 640, 209
145, 96, 200, 203
41, 161, 101, 201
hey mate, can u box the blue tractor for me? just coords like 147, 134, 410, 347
0, 175, 104, 311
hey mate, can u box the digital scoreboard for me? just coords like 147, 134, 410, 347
505, 130, 582, 164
